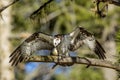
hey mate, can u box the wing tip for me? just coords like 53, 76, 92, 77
95, 40, 106, 60
9, 48, 23, 66
9, 55, 24, 66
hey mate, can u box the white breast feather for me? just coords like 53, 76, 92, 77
83, 37, 95, 50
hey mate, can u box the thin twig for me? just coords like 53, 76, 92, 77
30, 0, 54, 19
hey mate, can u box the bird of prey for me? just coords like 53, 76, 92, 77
9, 26, 106, 66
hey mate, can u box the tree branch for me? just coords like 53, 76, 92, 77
0, 0, 20, 13
96, 0, 120, 6
27, 55, 120, 71
30, 0, 54, 19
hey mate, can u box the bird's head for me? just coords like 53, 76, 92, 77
53, 34, 62, 47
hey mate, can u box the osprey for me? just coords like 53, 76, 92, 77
9, 27, 106, 66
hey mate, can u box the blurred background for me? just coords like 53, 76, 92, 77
0, 0, 120, 80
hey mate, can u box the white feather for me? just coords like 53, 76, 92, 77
53, 38, 61, 47
83, 37, 95, 50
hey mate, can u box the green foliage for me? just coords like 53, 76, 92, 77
11, 0, 49, 32
53, 66, 104, 80
10, 0, 120, 80
116, 30, 120, 53
116, 30, 120, 80
70, 66, 104, 80
115, 27, 120, 80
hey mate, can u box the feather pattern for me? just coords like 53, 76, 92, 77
9, 32, 54, 66
69, 27, 106, 59
9, 27, 106, 66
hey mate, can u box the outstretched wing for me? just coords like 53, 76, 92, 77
9, 32, 54, 66
69, 27, 106, 59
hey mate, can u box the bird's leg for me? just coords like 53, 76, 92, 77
51, 53, 63, 69
60, 52, 69, 59
58, 53, 74, 67
51, 53, 74, 69
51, 56, 62, 69
51, 49, 61, 69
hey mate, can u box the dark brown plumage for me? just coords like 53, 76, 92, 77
69, 27, 106, 59
9, 26, 106, 66
9, 32, 54, 66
